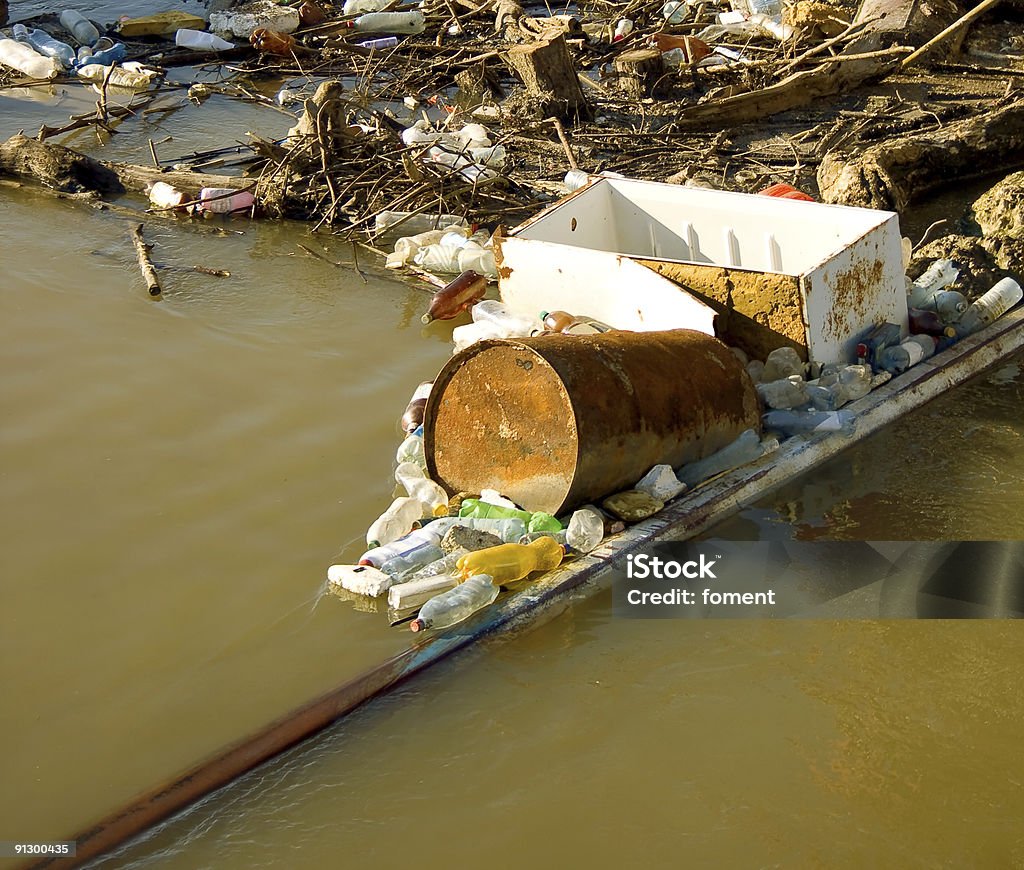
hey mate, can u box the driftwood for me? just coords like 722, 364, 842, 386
671, 54, 902, 130
503, 33, 592, 122
130, 223, 162, 297
817, 97, 1024, 210
0, 134, 123, 194
900, 0, 1004, 68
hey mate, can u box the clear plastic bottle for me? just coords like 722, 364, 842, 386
366, 496, 424, 548
360, 519, 458, 567
761, 346, 805, 382
677, 428, 765, 487
400, 381, 432, 433
518, 530, 569, 546
455, 517, 528, 542
422, 271, 487, 323
60, 10, 100, 47
0, 39, 60, 79
380, 541, 444, 578
471, 299, 540, 338
456, 536, 565, 583
77, 62, 154, 90
917, 289, 967, 323
459, 498, 532, 523
908, 259, 958, 308
375, 211, 467, 235
85, 41, 126, 66
395, 462, 448, 516
762, 409, 856, 437
12, 24, 76, 69
855, 322, 902, 368
662, 1, 688, 23
405, 548, 468, 582
876, 334, 937, 374
351, 11, 426, 34
956, 277, 1023, 336
175, 29, 235, 51
756, 375, 808, 410
409, 574, 499, 632
565, 507, 605, 553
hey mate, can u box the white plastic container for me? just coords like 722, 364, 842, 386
395, 462, 448, 516
374, 210, 468, 235
352, 11, 425, 34
175, 29, 235, 51
148, 181, 186, 209
0, 39, 60, 80
343, 0, 392, 13
457, 244, 497, 278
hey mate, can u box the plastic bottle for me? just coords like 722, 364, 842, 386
299, 1, 327, 26
422, 271, 487, 324
148, 181, 186, 209
250, 28, 296, 56
613, 18, 634, 40
564, 169, 591, 192
175, 29, 235, 51
518, 530, 569, 547
84, 41, 126, 66
456, 536, 565, 583
457, 245, 497, 279
877, 335, 937, 374
0, 39, 60, 80
916, 289, 967, 324
197, 188, 255, 214
375, 211, 467, 235
908, 308, 956, 338
471, 299, 540, 338
677, 428, 765, 487
366, 496, 424, 548
380, 541, 444, 578
855, 322, 902, 368
396, 432, 426, 468
662, 1, 688, 24
540, 310, 612, 335
405, 548, 468, 582
360, 518, 458, 567
565, 507, 605, 553
455, 517, 528, 542
527, 512, 562, 533
758, 182, 814, 202
763, 409, 856, 437
400, 381, 432, 433
414, 243, 464, 274
731, 0, 781, 14
12, 25, 76, 69
761, 346, 805, 382
76, 63, 154, 90
409, 574, 499, 632
956, 277, 1023, 336
59, 10, 100, 47
756, 375, 808, 410
395, 462, 448, 516
351, 11, 426, 34
358, 36, 400, 50
908, 259, 958, 308
459, 498, 532, 524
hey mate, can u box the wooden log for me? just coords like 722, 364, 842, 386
612, 48, 665, 100
817, 97, 1024, 211
0, 134, 123, 194
130, 223, 162, 297
503, 33, 592, 123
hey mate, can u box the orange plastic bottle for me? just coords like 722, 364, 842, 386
250, 28, 297, 56
455, 536, 564, 584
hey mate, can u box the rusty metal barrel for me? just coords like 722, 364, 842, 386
424, 329, 760, 515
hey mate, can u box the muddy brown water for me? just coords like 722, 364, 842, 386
3, 3, 1024, 866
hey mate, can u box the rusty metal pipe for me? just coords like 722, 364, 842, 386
424, 329, 760, 514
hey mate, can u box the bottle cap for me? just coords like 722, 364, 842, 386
409, 619, 425, 632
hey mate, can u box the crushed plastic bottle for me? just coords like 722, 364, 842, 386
396, 432, 425, 468
409, 574, 498, 632
77, 62, 156, 90
380, 541, 444, 578
763, 409, 856, 437
761, 346, 805, 382
565, 507, 606, 553
756, 375, 808, 410
366, 496, 424, 548
395, 462, 448, 517
456, 536, 565, 583
634, 465, 686, 502
0, 39, 61, 79
677, 428, 765, 487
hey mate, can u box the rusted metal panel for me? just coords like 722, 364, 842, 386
424, 329, 760, 515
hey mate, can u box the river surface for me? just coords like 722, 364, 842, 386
2, 3, 1023, 868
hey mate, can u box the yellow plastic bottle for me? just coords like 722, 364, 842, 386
456, 536, 564, 584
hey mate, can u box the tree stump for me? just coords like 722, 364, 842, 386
503, 33, 592, 123
613, 49, 665, 100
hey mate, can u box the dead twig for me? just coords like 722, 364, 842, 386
130, 223, 162, 297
